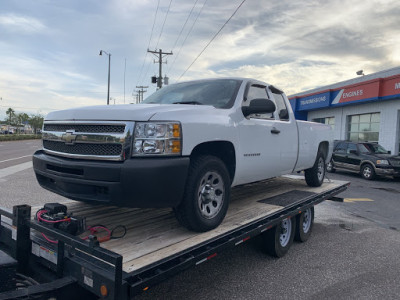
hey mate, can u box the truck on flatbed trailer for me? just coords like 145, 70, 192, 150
0, 176, 348, 300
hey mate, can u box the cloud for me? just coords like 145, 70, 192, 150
0, 14, 46, 33
0, 0, 399, 121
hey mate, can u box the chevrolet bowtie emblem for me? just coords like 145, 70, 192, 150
61, 130, 77, 145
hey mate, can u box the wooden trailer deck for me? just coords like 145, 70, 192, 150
30, 176, 346, 273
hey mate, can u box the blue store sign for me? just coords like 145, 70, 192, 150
296, 92, 330, 111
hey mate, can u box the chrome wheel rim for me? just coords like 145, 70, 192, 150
197, 171, 224, 219
363, 166, 372, 178
317, 157, 325, 182
279, 218, 292, 247
302, 208, 312, 233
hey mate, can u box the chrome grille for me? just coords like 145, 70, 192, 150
43, 141, 122, 156
42, 121, 135, 161
43, 124, 125, 133
390, 160, 400, 166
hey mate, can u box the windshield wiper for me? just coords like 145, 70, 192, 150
173, 101, 203, 105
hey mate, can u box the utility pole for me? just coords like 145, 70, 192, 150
136, 86, 148, 103
148, 49, 172, 89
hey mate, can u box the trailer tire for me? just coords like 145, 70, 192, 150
174, 155, 230, 232
263, 217, 296, 258
295, 207, 314, 242
305, 151, 325, 187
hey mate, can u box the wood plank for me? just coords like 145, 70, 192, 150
29, 176, 347, 273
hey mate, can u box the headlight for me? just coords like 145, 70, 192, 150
132, 122, 182, 156
376, 159, 389, 165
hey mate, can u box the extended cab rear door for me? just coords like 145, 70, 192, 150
267, 86, 298, 174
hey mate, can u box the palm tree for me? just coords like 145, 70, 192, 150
6, 108, 15, 125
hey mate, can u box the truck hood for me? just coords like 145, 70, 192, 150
45, 104, 216, 122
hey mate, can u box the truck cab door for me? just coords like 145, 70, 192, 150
235, 83, 283, 184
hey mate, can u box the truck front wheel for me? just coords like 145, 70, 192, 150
305, 151, 325, 187
174, 155, 230, 232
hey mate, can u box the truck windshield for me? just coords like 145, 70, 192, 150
141, 79, 242, 108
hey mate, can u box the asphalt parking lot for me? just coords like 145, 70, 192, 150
1, 140, 400, 299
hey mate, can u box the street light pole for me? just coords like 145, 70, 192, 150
99, 50, 111, 105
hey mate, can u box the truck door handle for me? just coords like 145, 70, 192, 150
271, 127, 280, 134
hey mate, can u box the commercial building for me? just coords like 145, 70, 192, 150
289, 67, 400, 155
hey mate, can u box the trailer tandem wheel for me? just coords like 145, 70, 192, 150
295, 207, 314, 242
263, 217, 296, 258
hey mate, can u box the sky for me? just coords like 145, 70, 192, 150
0, 0, 399, 121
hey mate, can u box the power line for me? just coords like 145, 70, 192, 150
155, 0, 173, 50
170, 0, 200, 52
167, 0, 208, 76
135, 0, 160, 89
178, 0, 247, 81
138, 0, 172, 88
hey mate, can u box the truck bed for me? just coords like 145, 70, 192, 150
30, 176, 346, 274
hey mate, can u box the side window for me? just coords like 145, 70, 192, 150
347, 143, 358, 154
270, 90, 289, 121
335, 142, 347, 153
243, 84, 274, 119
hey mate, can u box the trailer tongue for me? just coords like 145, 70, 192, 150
0, 176, 349, 300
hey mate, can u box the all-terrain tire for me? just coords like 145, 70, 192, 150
174, 155, 230, 232
305, 151, 326, 187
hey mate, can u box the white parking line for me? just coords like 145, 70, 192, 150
0, 155, 33, 164
0, 162, 32, 179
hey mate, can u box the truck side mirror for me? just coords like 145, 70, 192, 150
242, 98, 276, 117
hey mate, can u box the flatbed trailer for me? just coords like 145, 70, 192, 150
0, 176, 349, 300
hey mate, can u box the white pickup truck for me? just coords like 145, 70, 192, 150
33, 78, 333, 232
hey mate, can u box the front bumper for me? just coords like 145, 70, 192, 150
375, 166, 400, 176
33, 150, 190, 208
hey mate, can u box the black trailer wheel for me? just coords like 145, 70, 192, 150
361, 163, 375, 180
305, 151, 326, 187
263, 217, 296, 258
295, 207, 314, 242
326, 160, 335, 173
174, 155, 230, 232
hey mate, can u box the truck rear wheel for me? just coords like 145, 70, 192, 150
305, 151, 325, 187
174, 155, 230, 232
295, 207, 314, 242
263, 217, 296, 258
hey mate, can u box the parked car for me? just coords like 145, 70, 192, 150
327, 141, 400, 180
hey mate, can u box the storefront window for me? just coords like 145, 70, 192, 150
347, 113, 380, 142
312, 117, 335, 129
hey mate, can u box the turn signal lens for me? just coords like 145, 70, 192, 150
100, 285, 108, 297
133, 122, 182, 156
